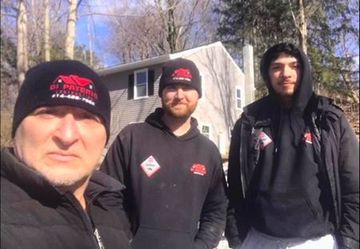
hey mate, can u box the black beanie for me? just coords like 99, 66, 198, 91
158, 58, 201, 97
12, 60, 111, 142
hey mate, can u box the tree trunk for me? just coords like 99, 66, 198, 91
44, 0, 50, 61
166, 0, 178, 53
87, 17, 93, 66
298, 0, 307, 54
17, 0, 28, 86
65, 0, 78, 59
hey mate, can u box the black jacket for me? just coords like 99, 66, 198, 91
225, 96, 359, 249
226, 44, 359, 249
101, 108, 228, 249
1, 148, 132, 249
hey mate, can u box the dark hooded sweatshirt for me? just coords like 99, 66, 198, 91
248, 48, 332, 238
101, 108, 227, 249
225, 45, 359, 249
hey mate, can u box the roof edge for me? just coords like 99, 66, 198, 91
97, 41, 225, 76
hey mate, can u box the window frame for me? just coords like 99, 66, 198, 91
200, 73, 204, 99
134, 68, 149, 99
200, 124, 211, 139
235, 86, 242, 110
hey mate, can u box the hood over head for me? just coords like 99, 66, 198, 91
260, 42, 313, 114
260, 43, 315, 145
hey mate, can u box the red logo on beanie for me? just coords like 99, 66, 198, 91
49, 74, 98, 106
171, 68, 192, 82
55, 75, 93, 88
191, 163, 207, 176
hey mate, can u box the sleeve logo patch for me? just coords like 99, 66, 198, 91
190, 163, 207, 176
259, 131, 272, 149
303, 132, 313, 144
140, 156, 161, 177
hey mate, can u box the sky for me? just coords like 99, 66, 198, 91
76, 1, 119, 66
75, 0, 149, 67
75, 0, 359, 69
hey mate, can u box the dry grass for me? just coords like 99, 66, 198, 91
1, 111, 13, 148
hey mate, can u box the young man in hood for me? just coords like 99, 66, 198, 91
225, 43, 359, 249
1, 60, 131, 249
101, 58, 228, 249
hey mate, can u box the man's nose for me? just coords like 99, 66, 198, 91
282, 65, 292, 77
54, 114, 80, 146
174, 88, 185, 98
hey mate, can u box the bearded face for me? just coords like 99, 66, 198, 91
161, 84, 199, 119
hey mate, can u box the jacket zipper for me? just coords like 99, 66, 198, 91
65, 193, 104, 249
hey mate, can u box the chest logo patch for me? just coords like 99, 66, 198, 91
303, 132, 313, 144
140, 156, 161, 177
191, 163, 207, 176
258, 131, 272, 149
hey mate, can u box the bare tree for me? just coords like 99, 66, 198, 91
288, 0, 309, 54
105, 0, 217, 63
297, 0, 308, 53
17, 0, 28, 86
64, 0, 80, 59
44, 0, 50, 61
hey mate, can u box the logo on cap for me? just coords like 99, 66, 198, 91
49, 74, 98, 106
55, 75, 94, 88
171, 68, 192, 82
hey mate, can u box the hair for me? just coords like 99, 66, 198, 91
260, 42, 303, 84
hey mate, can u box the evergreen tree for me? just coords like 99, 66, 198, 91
217, 0, 359, 102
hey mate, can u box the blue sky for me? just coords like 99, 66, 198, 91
74, 0, 359, 69
76, 16, 120, 66
75, 1, 122, 67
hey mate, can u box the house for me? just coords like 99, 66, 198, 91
98, 41, 255, 159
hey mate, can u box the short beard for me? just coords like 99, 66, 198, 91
33, 166, 92, 191
162, 99, 197, 119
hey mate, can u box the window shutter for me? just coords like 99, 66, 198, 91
128, 74, 134, 100
148, 70, 154, 96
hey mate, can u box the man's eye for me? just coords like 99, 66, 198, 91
77, 111, 101, 122
271, 66, 281, 71
182, 85, 193, 91
33, 108, 57, 117
166, 86, 177, 91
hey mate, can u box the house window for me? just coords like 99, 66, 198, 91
201, 125, 211, 138
134, 69, 148, 99
228, 126, 233, 138
200, 74, 204, 98
236, 86, 241, 109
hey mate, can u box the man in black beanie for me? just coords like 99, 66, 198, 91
1, 60, 131, 249
225, 43, 359, 249
101, 58, 227, 249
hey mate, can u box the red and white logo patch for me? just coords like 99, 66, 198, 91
304, 132, 313, 144
140, 156, 161, 177
49, 74, 98, 106
259, 131, 272, 149
171, 68, 192, 82
190, 163, 207, 176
